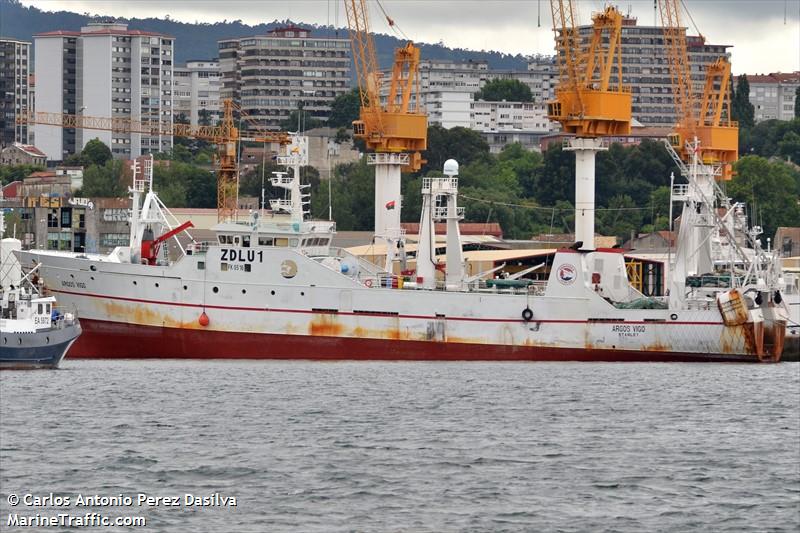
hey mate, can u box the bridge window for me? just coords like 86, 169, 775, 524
258, 237, 274, 246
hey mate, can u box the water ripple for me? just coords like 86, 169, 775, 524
1, 360, 798, 532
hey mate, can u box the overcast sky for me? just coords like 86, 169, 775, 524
19, 0, 800, 74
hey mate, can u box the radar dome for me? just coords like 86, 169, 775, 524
443, 159, 459, 176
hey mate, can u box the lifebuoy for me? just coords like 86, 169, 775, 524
522, 307, 533, 322
365, 279, 373, 288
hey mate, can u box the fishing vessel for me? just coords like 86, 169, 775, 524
1, 203, 81, 369
16, 141, 788, 362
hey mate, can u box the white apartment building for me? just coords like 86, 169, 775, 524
471, 100, 551, 153
34, 22, 174, 161
174, 60, 221, 126
0, 37, 30, 147
416, 59, 488, 128
745, 72, 799, 122
472, 101, 550, 132
219, 25, 350, 132
489, 56, 557, 106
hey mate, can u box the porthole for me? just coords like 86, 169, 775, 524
270, 290, 275, 296
90, 276, 94, 280
301, 292, 305, 296
90, 265, 96, 271
242, 289, 247, 294
133, 280, 137, 286
213, 287, 219, 294
155, 283, 160, 288
183, 285, 188, 290
70, 274, 74, 279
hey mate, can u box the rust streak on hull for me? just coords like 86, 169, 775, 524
66, 319, 767, 363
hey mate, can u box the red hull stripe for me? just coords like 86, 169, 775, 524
51, 288, 724, 326
67, 319, 757, 362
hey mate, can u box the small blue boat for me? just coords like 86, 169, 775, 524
0, 286, 81, 369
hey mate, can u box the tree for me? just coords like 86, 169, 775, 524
309, 160, 375, 230
534, 143, 575, 206
0, 164, 45, 185
778, 130, 800, 164
422, 125, 491, 174
731, 74, 755, 129
80, 160, 127, 197
474, 79, 533, 102
796, 87, 800, 118
328, 89, 361, 129
727, 156, 800, 239
497, 142, 543, 198
81, 138, 113, 167
198, 109, 214, 126
280, 107, 323, 132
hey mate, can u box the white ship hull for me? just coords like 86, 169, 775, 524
17, 246, 785, 362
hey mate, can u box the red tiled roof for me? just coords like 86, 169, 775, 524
12, 143, 46, 158
656, 230, 677, 246
1, 181, 22, 198
34, 30, 81, 37
744, 71, 800, 84
27, 171, 57, 178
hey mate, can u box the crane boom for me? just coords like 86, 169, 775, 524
343, 0, 384, 142
547, 1, 631, 137
17, 99, 291, 221
658, 0, 738, 179
343, 0, 427, 172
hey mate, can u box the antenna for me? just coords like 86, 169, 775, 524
537, 0, 541, 28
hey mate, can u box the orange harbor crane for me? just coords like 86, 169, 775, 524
658, 0, 738, 180
343, 0, 427, 269
16, 99, 291, 222
547, 0, 632, 250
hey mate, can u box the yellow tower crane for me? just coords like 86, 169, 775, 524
343, 0, 428, 267
548, 3, 632, 136
548, 1, 632, 250
17, 99, 291, 221
658, 0, 738, 180
344, 0, 427, 171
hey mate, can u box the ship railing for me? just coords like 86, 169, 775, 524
50, 304, 79, 329
466, 279, 547, 295
329, 247, 384, 277
672, 183, 690, 201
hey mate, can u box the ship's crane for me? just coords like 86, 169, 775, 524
343, 0, 428, 268
657, 0, 741, 308
17, 99, 291, 222
548, 1, 632, 249
658, 0, 738, 180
